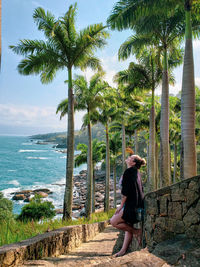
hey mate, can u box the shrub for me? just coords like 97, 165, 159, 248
17, 194, 56, 222
0, 192, 14, 222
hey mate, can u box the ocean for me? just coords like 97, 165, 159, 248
0, 135, 87, 215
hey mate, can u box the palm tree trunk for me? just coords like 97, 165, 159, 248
181, 5, 197, 178
134, 130, 138, 154
155, 140, 159, 189
180, 140, 184, 179
105, 123, 110, 212
113, 160, 117, 209
160, 47, 171, 187
122, 122, 126, 172
86, 119, 93, 218
173, 142, 177, 183
92, 162, 95, 213
149, 88, 156, 190
63, 67, 75, 220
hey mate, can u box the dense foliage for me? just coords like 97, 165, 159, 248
17, 195, 56, 222
0, 192, 14, 223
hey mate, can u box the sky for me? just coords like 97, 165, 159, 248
0, 0, 200, 135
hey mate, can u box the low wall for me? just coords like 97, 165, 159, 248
144, 175, 200, 250
0, 221, 108, 267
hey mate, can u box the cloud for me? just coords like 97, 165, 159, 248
0, 104, 84, 133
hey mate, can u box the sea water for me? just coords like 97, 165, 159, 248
0, 135, 86, 214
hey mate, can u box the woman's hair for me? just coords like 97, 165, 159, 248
132, 155, 146, 169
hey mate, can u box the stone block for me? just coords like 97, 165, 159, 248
195, 199, 200, 214
168, 202, 182, 220
166, 219, 185, 234
185, 189, 199, 207
154, 217, 167, 230
159, 194, 170, 216
145, 196, 158, 215
183, 207, 200, 228
182, 202, 187, 216
188, 180, 199, 191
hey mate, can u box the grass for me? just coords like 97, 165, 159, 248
0, 209, 115, 247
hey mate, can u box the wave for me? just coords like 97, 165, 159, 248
18, 150, 46, 153
22, 143, 33, 145
8, 170, 17, 172
8, 180, 20, 186
2, 187, 21, 199
26, 157, 49, 160
60, 156, 67, 159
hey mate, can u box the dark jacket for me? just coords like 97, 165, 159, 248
121, 166, 144, 224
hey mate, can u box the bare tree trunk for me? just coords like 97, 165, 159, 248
85, 120, 93, 218
180, 140, 184, 179
122, 122, 126, 172
63, 67, 74, 220
149, 89, 156, 190
134, 130, 138, 154
92, 163, 95, 213
181, 8, 197, 179
160, 48, 171, 187
105, 123, 110, 212
173, 143, 177, 183
155, 140, 159, 189
113, 160, 117, 208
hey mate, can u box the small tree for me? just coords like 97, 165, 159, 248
17, 194, 55, 222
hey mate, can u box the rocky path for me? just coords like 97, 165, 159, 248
20, 226, 170, 267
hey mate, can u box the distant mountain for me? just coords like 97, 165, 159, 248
30, 124, 106, 148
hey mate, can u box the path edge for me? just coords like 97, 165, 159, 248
0, 220, 109, 267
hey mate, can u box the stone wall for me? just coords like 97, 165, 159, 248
144, 175, 200, 250
0, 221, 108, 267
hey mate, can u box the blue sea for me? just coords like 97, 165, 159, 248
0, 135, 86, 215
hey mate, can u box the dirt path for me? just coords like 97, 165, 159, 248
21, 226, 120, 267
20, 226, 169, 267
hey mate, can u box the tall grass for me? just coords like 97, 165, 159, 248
0, 209, 115, 247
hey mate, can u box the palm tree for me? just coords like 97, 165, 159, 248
10, 4, 109, 220
57, 73, 109, 218
75, 139, 105, 212
109, 5, 184, 186
109, 132, 122, 208
115, 52, 163, 190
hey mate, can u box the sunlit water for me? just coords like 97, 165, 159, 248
0, 136, 86, 214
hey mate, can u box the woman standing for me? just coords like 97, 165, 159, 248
110, 154, 146, 257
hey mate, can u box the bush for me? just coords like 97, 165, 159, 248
0, 192, 14, 222
17, 194, 56, 222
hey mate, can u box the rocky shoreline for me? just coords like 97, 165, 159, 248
11, 169, 121, 218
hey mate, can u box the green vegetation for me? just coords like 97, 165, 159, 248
0, 192, 14, 222
17, 195, 56, 222
0, 209, 115, 247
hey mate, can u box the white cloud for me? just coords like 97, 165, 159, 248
0, 104, 84, 131
195, 77, 200, 88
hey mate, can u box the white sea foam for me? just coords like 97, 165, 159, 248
18, 149, 46, 152
8, 170, 17, 172
22, 143, 33, 145
60, 156, 66, 159
8, 180, 20, 186
2, 187, 21, 199
26, 157, 49, 160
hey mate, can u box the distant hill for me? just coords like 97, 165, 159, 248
30, 123, 106, 148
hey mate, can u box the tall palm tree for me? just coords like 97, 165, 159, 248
115, 52, 163, 190
57, 73, 109, 218
10, 4, 109, 220
109, 5, 184, 186
109, 132, 122, 208
107, 0, 200, 179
